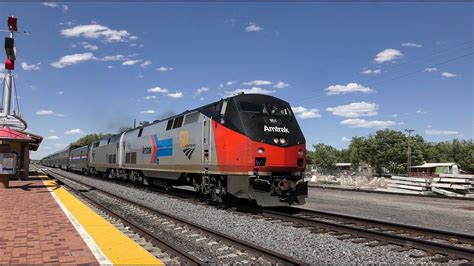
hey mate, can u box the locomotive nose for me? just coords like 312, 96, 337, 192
252, 142, 306, 171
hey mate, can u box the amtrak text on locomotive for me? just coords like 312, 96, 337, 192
263, 125, 290, 133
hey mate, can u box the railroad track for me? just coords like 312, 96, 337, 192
36, 165, 474, 264
253, 207, 474, 263
39, 166, 304, 265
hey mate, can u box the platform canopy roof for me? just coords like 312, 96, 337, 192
0, 128, 43, 151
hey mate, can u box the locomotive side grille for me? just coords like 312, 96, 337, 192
184, 112, 199, 124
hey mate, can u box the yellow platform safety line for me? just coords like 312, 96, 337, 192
39, 174, 164, 265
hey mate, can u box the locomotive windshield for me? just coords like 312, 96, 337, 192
239, 102, 292, 116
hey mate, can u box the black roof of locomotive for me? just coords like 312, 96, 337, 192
149, 93, 291, 126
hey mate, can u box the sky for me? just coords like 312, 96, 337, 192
0, 2, 472, 159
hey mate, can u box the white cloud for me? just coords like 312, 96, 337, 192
58, 91, 63, 95
340, 137, 351, 142
136, 74, 144, 79
122, 60, 141, 66
51, 52, 94, 68
99, 54, 126, 61
291, 106, 321, 119
42, 2, 68, 11
196, 87, 209, 95
21, 62, 41, 71
79, 42, 98, 51
416, 109, 427, 115
36, 109, 64, 117
226, 81, 236, 86
325, 83, 373, 96
425, 129, 459, 135
167, 91, 184, 98
245, 22, 263, 32
424, 67, 437, 72
402, 42, 422, 48
148, 86, 169, 93
225, 87, 275, 96
156, 66, 174, 72
140, 60, 152, 68
45, 135, 59, 140
48, 129, 56, 133
326, 102, 378, 118
361, 69, 381, 75
242, 80, 272, 86
273, 81, 289, 89
144, 95, 157, 100
140, 110, 155, 114
374, 48, 403, 63
340, 119, 396, 128
392, 114, 398, 118
441, 72, 457, 78
65, 128, 84, 135
42, 2, 59, 8
61, 24, 132, 42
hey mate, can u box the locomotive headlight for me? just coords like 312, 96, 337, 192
273, 138, 279, 144
279, 138, 287, 145
257, 148, 265, 154
298, 149, 304, 156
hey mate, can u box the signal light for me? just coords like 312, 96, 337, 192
5, 58, 14, 70
8, 16, 17, 32
279, 138, 287, 145
298, 149, 304, 156
273, 138, 279, 144
257, 147, 265, 154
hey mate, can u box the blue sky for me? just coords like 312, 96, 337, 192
0, 2, 472, 159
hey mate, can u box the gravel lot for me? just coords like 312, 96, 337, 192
305, 187, 474, 235
46, 168, 443, 264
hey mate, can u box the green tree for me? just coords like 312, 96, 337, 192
72, 133, 112, 146
139, 121, 151, 126
348, 136, 365, 169
311, 143, 339, 169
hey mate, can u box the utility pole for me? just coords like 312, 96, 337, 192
405, 129, 415, 176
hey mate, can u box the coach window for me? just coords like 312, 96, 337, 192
138, 128, 143, 137
166, 119, 173, 130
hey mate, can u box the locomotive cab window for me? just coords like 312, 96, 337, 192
239, 102, 269, 114
267, 104, 292, 116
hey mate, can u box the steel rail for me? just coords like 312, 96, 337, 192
294, 208, 474, 245
42, 167, 305, 265
40, 167, 203, 265
261, 208, 474, 262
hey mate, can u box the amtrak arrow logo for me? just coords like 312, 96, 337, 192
183, 147, 195, 160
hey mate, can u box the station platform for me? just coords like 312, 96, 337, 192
0, 171, 163, 264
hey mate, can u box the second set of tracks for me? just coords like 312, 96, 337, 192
38, 166, 474, 264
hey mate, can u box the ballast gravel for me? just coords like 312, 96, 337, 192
49, 169, 439, 264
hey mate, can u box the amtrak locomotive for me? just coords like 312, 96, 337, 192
41, 93, 308, 206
